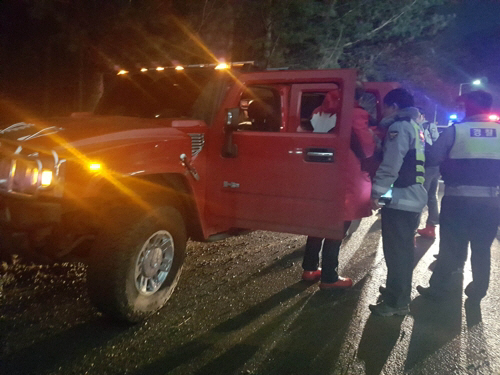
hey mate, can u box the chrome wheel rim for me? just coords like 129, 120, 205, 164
134, 230, 174, 296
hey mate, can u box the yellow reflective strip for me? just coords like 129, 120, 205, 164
416, 152, 425, 161
417, 176, 425, 184
417, 165, 425, 173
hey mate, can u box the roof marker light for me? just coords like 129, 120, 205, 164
117, 70, 129, 75
156, 67, 165, 71
215, 63, 229, 70
175, 65, 185, 71
140, 68, 148, 72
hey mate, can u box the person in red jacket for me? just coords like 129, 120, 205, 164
301, 85, 375, 289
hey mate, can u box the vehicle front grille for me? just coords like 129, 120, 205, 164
188, 133, 205, 158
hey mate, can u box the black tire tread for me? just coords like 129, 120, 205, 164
87, 205, 186, 323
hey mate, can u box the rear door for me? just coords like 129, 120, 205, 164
207, 70, 356, 239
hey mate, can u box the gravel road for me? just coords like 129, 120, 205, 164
1, 214, 499, 375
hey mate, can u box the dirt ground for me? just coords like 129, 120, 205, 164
1, 215, 499, 375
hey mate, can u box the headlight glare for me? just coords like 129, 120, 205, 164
41, 170, 53, 186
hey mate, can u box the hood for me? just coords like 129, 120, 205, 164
379, 107, 420, 129
0, 114, 203, 154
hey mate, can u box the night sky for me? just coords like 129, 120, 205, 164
1, 1, 500, 120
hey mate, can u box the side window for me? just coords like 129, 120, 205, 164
298, 89, 340, 133
237, 86, 281, 132
358, 91, 378, 126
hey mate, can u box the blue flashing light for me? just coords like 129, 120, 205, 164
449, 114, 458, 120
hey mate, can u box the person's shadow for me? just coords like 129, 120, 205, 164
357, 314, 405, 375
464, 298, 482, 327
404, 279, 463, 372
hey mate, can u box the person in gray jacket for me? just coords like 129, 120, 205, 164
369, 88, 428, 316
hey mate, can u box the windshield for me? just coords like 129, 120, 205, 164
95, 70, 233, 124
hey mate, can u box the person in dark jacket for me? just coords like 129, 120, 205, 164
369, 88, 427, 316
417, 90, 500, 304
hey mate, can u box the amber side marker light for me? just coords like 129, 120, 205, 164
89, 163, 102, 172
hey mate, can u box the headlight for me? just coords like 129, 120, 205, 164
41, 170, 53, 186
11, 159, 41, 194
0, 155, 56, 195
0, 145, 64, 197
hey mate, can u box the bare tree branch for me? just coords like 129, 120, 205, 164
319, 26, 344, 68
343, 0, 418, 48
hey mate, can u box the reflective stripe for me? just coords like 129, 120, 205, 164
396, 198, 426, 208
445, 185, 500, 197
413, 120, 426, 184
450, 122, 500, 160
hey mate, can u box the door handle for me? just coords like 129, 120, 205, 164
307, 151, 333, 157
304, 148, 334, 162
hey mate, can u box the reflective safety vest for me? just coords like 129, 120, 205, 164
393, 117, 426, 188
442, 121, 500, 188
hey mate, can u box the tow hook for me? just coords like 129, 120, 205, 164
180, 154, 200, 181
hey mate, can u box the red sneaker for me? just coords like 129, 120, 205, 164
302, 269, 321, 282
319, 276, 353, 290
417, 226, 436, 238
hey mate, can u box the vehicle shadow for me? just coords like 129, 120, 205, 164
248, 246, 305, 280
132, 281, 312, 375
0, 317, 129, 375
134, 220, 384, 375
192, 295, 311, 375
253, 277, 370, 375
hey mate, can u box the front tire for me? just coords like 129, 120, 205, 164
87, 206, 186, 323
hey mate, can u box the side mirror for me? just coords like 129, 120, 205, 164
222, 108, 240, 158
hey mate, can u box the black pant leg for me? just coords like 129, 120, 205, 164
321, 239, 342, 283
426, 174, 440, 226
381, 208, 420, 307
302, 236, 322, 271
468, 201, 500, 298
429, 197, 469, 291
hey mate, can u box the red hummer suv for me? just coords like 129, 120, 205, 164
0, 65, 397, 322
